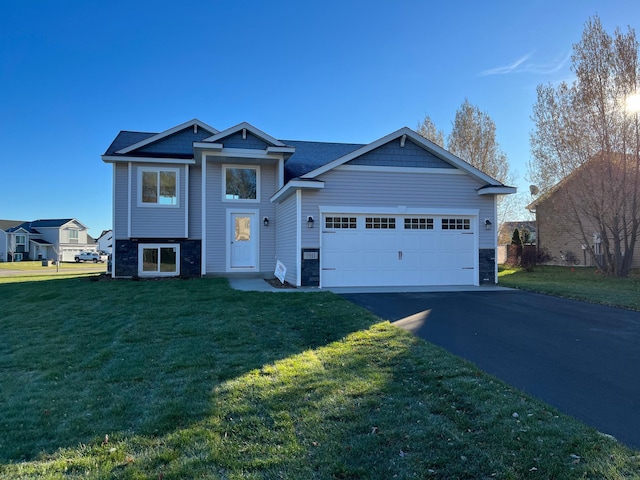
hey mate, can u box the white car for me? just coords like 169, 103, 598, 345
74, 252, 108, 263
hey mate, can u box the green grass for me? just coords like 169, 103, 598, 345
1, 275, 639, 478
499, 265, 640, 311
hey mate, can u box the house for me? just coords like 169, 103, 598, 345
102, 119, 515, 287
529, 155, 640, 269
97, 229, 113, 254
0, 219, 97, 262
497, 221, 537, 264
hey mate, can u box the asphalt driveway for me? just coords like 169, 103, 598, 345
340, 290, 640, 449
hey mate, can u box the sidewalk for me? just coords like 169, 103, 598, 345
227, 278, 512, 293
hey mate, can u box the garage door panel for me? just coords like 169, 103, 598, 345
322, 214, 477, 287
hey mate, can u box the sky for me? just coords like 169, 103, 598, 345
1, 1, 637, 235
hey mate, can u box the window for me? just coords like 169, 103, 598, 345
404, 218, 433, 230
224, 166, 259, 201
366, 217, 396, 229
442, 218, 470, 230
138, 244, 180, 276
325, 217, 357, 229
68, 229, 79, 243
15, 235, 26, 245
140, 168, 179, 206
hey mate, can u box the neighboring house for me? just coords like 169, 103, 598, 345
0, 220, 25, 262
497, 221, 537, 265
0, 219, 97, 262
102, 119, 515, 287
97, 229, 113, 254
528, 157, 640, 268
498, 221, 537, 246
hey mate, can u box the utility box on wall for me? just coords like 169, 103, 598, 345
301, 248, 320, 287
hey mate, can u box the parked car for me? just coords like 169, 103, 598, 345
74, 252, 108, 263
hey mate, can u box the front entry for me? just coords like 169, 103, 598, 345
228, 211, 258, 270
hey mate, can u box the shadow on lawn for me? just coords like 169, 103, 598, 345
0, 276, 380, 462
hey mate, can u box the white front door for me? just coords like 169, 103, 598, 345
229, 211, 258, 270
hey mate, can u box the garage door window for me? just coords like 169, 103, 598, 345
442, 218, 470, 230
404, 218, 433, 230
366, 217, 396, 229
325, 217, 357, 229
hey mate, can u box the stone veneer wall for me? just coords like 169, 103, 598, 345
479, 248, 496, 284
114, 239, 201, 278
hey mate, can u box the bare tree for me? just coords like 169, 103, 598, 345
448, 99, 511, 185
529, 16, 640, 276
416, 115, 445, 147
7, 234, 15, 262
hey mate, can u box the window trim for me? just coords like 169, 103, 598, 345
137, 243, 180, 277
137, 166, 180, 207
68, 229, 79, 244
15, 234, 26, 245
222, 164, 260, 203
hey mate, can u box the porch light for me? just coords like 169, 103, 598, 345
263, 217, 269, 227
307, 216, 315, 228
485, 219, 492, 230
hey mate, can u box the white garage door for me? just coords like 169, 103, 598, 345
321, 215, 476, 287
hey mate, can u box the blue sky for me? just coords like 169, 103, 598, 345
1, 1, 636, 235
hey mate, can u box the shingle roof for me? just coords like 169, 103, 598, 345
280, 140, 365, 181
103, 131, 156, 156
6, 219, 75, 233
0, 220, 26, 231
105, 130, 365, 181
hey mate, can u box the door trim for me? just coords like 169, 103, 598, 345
226, 208, 259, 272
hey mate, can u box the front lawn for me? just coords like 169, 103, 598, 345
499, 265, 640, 311
1, 275, 639, 478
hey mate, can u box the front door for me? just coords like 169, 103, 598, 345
229, 211, 257, 270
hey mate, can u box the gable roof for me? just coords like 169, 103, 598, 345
282, 140, 365, 180
6, 219, 86, 234
115, 119, 218, 155
102, 120, 516, 195
0, 219, 26, 232
300, 127, 511, 188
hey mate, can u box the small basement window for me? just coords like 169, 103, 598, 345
138, 244, 180, 276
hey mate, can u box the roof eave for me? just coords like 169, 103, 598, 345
271, 179, 325, 203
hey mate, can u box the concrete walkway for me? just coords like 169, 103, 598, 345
227, 277, 512, 294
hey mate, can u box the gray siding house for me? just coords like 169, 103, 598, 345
102, 119, 515, 287
1, 218, 95, 262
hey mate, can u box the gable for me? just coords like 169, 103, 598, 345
347, 138, 455, 169
215, 130, 270, 150
135, 128, 216, 158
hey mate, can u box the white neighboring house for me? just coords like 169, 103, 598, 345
0, 218, 97, 262
97, 229, 113, 254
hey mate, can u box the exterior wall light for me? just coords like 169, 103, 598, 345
307, 216, 315, 228
485, 219, 492, 230
263, 217, 269, 227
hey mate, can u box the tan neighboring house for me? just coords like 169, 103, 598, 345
528, 156, 640, 269
0, 218, 97, 262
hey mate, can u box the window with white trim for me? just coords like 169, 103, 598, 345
325, 217, 357, 229
223, 166, 259, 201
139, 167, 179, 206
138, 244, 180, 276
442, 218, 470, 230
15, 234, 26, 246
68, 229, 79, 243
